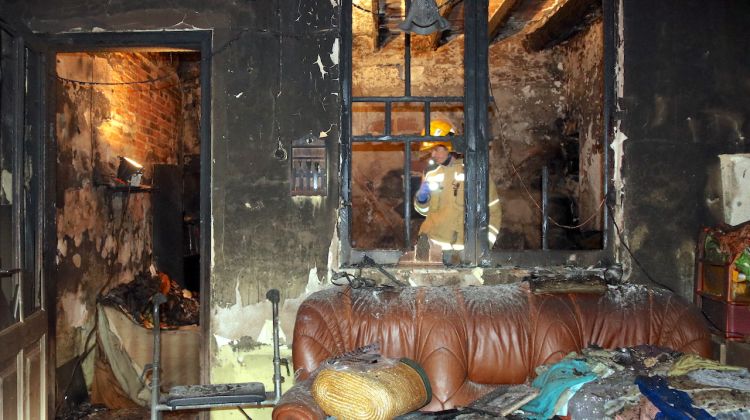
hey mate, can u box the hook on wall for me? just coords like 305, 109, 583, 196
274, 139, 288, 161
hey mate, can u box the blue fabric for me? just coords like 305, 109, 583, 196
416, 181, 431, 203
635, 375, 714, 420
521, 359, 598, 420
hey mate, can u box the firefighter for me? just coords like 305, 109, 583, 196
414, 120, 502, 256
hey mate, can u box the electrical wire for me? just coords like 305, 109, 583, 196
509, 158, 605, 230
331, 271, 378, 289
605, 202, 728, 333
56, 72, 176, 86
605, 202, 674, 292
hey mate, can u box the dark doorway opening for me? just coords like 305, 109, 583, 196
50, 31, 211, 415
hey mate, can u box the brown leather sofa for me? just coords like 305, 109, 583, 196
272, 284, 711, 420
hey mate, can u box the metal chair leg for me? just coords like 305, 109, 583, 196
151, 293, 167, 420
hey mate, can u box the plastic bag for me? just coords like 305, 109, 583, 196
735, 248, 750, 277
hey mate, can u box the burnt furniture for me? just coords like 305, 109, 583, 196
149, 290, 286, 419
272, 284, 711, 420
694, 222, 750, 340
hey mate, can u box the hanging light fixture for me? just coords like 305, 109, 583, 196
116, 156, 144, 186
398, 0, 450, 35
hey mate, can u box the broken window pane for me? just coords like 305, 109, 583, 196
351, 142, 411, 250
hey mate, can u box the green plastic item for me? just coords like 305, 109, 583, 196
736, 248, 750, 277
704, 234, 728, 264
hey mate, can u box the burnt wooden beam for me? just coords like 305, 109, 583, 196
371, 0, 381, 50
410, 1, 456, 51
524, 0, 601, 51
427, 1, 459, 50
488, 0, 519, 41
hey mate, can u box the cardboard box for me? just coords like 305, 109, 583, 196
707, 154, 750, 225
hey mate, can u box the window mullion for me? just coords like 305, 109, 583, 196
340, 0, 353, 265
463, 0, 490, 265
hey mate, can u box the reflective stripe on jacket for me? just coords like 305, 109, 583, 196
414, 158, 502, 249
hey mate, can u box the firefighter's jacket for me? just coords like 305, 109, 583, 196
414, 158, 502, 250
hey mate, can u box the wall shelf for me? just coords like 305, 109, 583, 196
97, 183, 155, 193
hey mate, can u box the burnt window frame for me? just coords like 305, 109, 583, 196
339, 0, 616, 267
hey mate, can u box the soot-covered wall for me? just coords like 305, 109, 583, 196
618, 0, 750, 297
3, 0, 341, 394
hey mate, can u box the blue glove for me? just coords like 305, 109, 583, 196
416, 181, 431, 203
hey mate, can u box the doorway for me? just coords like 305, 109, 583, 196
0, 22, 49, 420
50, 32, 211, 416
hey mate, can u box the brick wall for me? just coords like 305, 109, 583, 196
89, 52, 182, 182
54, 51, 191, 367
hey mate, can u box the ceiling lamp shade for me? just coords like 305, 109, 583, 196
398, 0, 450, 35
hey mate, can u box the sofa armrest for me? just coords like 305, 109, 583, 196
272, 377, 326, 420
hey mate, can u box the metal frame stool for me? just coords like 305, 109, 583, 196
147, 289, 287, 419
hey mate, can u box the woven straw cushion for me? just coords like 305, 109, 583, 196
312, 358, 431, 419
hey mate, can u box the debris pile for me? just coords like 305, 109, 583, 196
99, 272, 199, 328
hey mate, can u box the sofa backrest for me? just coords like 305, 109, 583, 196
292, 284, 711, 410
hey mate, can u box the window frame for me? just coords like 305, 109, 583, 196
339, 0, 617, 267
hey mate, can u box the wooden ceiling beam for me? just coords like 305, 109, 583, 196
427, 1, 459, 50
488, 0, 520, 41
370, 0, 381, 50
524, 0, 600, 51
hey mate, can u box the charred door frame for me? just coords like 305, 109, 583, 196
0, 15, 52, 419
47, 30, 213, 387
339, 0, 618, 267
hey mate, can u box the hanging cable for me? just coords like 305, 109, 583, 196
56, 72, 176, 86
605, 202, 726, 332
605, 202, 675, 292
509, 159, 605, 230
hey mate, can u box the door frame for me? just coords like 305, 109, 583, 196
0, 15, 54, 419
47, 29, 213, 397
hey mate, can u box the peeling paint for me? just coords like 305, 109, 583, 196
612, 0, 627, 271
58, 238, 68, 257
212, 280, 280, 342
257, 319, 287, 345
329, 38, 339, 66
0, 170, 12, 204
60, 286, 88, 328
314, 54, 327, 78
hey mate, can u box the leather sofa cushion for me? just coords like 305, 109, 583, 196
281, 283, 710, 416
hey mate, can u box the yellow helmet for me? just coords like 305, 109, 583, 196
419, 120, 455, 151
419, 140, 452, 152
422, 120, 456, 137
